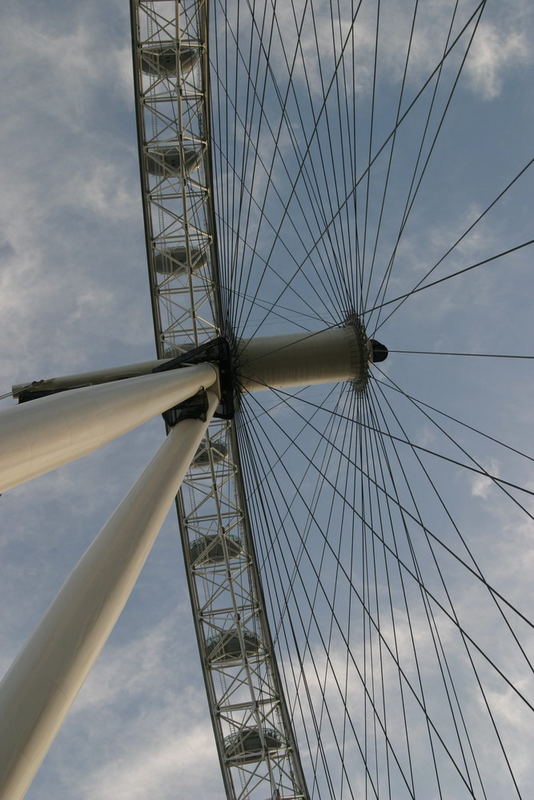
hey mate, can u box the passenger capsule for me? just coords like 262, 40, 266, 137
141, 44, 201, 76
189, 533, 242, 565
206, 629, 260, 662
224, 727, 283, 764
192, 441, 227, 468
146, 146, 202, 176
153, 245, 208, 276
162, 342, 191, 359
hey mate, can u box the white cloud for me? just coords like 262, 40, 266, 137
471, 458, 500, 498
72, 617, 180, 714
82, 724, 219, 800
465, 22, 531, 100
264, 0, 533, 104
75, 161, 140, 223
0, 8, 152, 386
69, 615, 222, 799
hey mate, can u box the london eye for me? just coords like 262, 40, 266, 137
0, 1, 533, 798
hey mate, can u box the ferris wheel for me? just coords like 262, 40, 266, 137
0, 0, 533, 798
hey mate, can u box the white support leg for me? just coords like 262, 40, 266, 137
0, 362, 217, 493
0, 389, 219, 800
11, 356, 172, 397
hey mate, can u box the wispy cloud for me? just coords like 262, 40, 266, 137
43, 613, 223, 798
464, 21, 531, 99
470, 458, 500, 498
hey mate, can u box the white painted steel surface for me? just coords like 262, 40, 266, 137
12, 325, 365, 399
0, 363, 217, 493
237, 327, 365, 391
130, 1, 309, 795
11, 357, 173, 397
0, 391, 219, 800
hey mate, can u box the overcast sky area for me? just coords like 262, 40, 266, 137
0, 0, 533, 798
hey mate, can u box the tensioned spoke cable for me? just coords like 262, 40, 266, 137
228, 14, 354, 334
329, 0, 364, 313
370, 373, 534, 677
369, 376, 534, 680
227, 0, 265, 326
368, 158, 533, 332
255, 379, 534, 502
212, 0, 230, 321
242, 378, 531, 800
360, 390, 446, 798
241, 386, 349, 607
358, 389, 393, 799
236, 0, 390, 338
366, 0, 479, 331
210, 133, 342, 326
359, 0, 381, 311
296, 388, 358, 798
262, 0, 354, 323
337, 390, 364, 797
389, 350, 534, 359
300, 387, 359, 796
360, 391, 406, 798
240, 389, 404, 787
306, 0, 354, 312
237, 391, 375, 798
236, 383, 346, 568
211, 75, 347, 332
236, 404, 344, 799
199, 4, 532, 798
364, 387, 490, 795
217, 0, 232, 312
370, 366, 534, 520
366, 383, 523, 798
214, 0, 234, 321
245, 2, 350, 310
348, 0, 364, 309
220, 0, 329, 329
227, 0, 242, 325
256, 385, 534, 630
360, 0, 421, 317
360, 391, 415, 796
363, 238, 534, 320
239, 394, 417, 797
256, 381, 534, 718
236, 384, 312, 430
234, 0, 369, 335
240, 389, 488, 793
213, 205, 335, 326
270, 385, 534, 721
214, 0, 353, 334
374, 375, 534, 465
238, 384, 349, 586
363, 390, 490, 799
242, 0, 487, 342
222, 287, 316, 329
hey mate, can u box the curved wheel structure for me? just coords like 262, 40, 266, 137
0, 0, 532, 798
131, 2, 309, 798
129, 0, 534, 798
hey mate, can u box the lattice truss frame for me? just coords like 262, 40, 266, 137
131, 2, 308, 797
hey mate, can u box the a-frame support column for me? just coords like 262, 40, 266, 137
0, 389, 219, 800
0, 362, 217, 493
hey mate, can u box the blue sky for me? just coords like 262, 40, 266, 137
0, 0, 533, 797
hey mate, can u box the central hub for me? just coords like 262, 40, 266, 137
236, 317, 387, 394
11, 321, 387, 416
